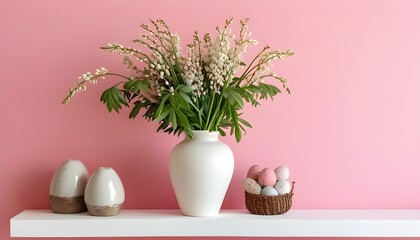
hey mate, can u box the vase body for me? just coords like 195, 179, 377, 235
169, 131, 234, 216
84, 167, 125, 216
49, 159, 89, 214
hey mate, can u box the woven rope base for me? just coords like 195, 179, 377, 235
50, 195, 87, 214
86, 203, 123, 216
245, 182, 295, 215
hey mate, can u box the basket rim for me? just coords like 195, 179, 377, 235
245, 191, 293, 199
245, 181, 295, 199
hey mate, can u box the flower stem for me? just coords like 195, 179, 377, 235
240, 46, 269, 79
204, 92, 216, 130
214, 103, 228, 130
104, 73, 132, 81
207, 94, 224, 131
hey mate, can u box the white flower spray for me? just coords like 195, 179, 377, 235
63, 18, 294, 142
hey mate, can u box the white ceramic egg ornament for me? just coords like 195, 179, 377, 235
274, 165, 290, 180
243, 178, 262, 195
275, 179, 291, 195
49, 159, 89, 214
84, 167, 125, 216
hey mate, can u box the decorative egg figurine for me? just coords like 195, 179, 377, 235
274, 165, 289, 180
243, 178, 262, 195
246, 165, 263, 180
274, 179, 291, 195
261, 186, 278, 196
49, 159, 89, 214
257, 167, 277, 187
84, 167, 125, 216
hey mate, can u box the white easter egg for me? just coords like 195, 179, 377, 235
274, 165, 290, 180
261, 186, 278, 196
50, 159, 89, 198
84, 167, 125, 216
49, 159, 89, 214
243, 178, 262, 195
274, 179, 291, 195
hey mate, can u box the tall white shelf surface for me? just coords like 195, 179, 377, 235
10, 209, 420, 238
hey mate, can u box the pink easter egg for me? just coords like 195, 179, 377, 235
274, 165, 290, 180
247, 165, 264, 180
257, 167, 277, 187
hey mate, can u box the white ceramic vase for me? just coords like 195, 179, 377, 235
169, 131, 234, 216
84, 167, 125, 216
49, 159, 89, 213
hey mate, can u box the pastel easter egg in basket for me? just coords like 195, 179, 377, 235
246, 165, 263, 180
274, 165, 289, 180
261, 186, 278, 196
243, 178, 262, 195
275, 179, 291, 195
257, 167, 277, 187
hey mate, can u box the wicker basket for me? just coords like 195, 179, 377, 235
245, 181, 295, 215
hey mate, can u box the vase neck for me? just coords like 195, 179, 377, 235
188, 131, 219, 141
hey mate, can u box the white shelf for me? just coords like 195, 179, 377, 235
10, 209, 420, 238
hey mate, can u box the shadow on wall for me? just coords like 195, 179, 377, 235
112, 133, 179, 209
81, 129, 181, 209
15, 159, 52, 210
11, 132, 180, 214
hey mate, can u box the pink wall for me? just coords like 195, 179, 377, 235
1, 0, 420, 239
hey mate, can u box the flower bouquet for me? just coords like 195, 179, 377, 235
63, 18, 293, 142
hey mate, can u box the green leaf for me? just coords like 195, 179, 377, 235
258, 83, 281, 100
100, 88, 109, 101
179, 92, 194, 106
164, 127, 174, 134
123, 80, 134, 90
174, 92, 189, 109
230, 106, 238, 125
230, 77, 242, 86
157, 119, 169, 132
100, 90, 112, 112
175, 108, 190, 129
181, 107, 195, 117
231, 91, 244, 108
123, 79, 149, 93
218, 127, 226, 136
177, 85, 193, 93
169, 95, 177, 108
267, 84, 281, 94
129, 100, 150, 119
228, 105, 243, 142
114, 90, 129, 107
144, 104, 158, 120
174, 127, 181, 136
242, 91, 259, 106
238, 118, 252, 128
245, 86, 260, 94
155, 108, 171, 122
100, 87, 128, 113
156, 94, 170, 117
170, 110, 178, 130
139, 81, 150, 92
234, 124, 242, 142
224, 88, 244, 108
